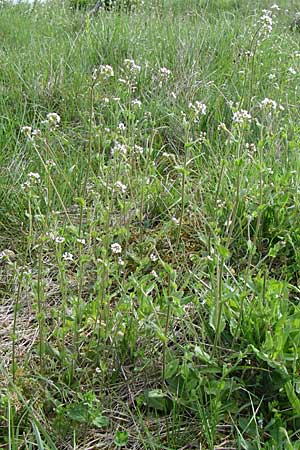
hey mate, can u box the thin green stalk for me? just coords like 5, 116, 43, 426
212, 256, 224, 356
12, 269, 24, 383
36, 245, 45, 373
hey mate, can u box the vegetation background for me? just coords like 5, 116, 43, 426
1, 0, 300, 448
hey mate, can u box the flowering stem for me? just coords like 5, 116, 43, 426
176, 144, 188, 250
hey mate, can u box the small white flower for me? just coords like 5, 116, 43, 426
46, 159, 56, 168
62, 252, 74, 261
77, 238, 86, 245
270, 4, 280, 10
131, 98, 142, 109
150, 252, 158, 262
159, 67, 172, 77
151, 270, 158, 278
98, 64, 114, 79
118, 122, 126, 131
46, 112, 61, 125
134, 144, 144, 154
111, 141, 128, 157
124, 59, 141, 74
232, 110, 252, 124
172, 217, 179, 225
118, 257, 125, 266
259, 97, 277, 110
21, 126, 32, 138
288, 67, 296, 75
28, 172, 41, 181
55, 236, 65, 244
115, 181, 127, 194
189, 101, 207, 116
32, 129, 41, 138
111, 243, 122, 254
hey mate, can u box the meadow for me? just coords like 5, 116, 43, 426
1, 0, 300, 448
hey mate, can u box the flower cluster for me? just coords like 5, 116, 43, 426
42, 112, 61, 129
114, 181, 127, 194
21, 126, 41, 140
21, 172, 41, 191
189, 101, 207, 116
232, 109, 252, 124
94, 64, 114, 80
111, 243, 122, 254
259, 97, 277, 110
111, 141, 128, 157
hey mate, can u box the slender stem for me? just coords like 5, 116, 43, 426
12, 269, 24, 383
162, 273, 171, 384
212, 256, 224, 355
37, 245, 44, 373
176, 146, 188, 250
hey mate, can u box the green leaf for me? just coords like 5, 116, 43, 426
32, 422, 45, 450
67, 403, 88, 423
216, 244, 230, 259
92, 414, 109, 428
114, 431, 129, 447
164, 358, 179, 379
209, 306, 226, 333
144, 389, 168, 411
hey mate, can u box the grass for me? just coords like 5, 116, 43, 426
1, 0, 300, 448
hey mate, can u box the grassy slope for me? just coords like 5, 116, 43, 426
1, 0, 300, 448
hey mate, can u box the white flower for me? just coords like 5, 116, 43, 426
111, 141, 128, 157
118, 257, 125, 266
46, 159, 56, 168
55, 236, 65, 244
77, 238, 86, 245
28, 172, 41, 181
288, 67, 296, 75
218, 122, 227, 131
115, 181, 127, 194
259, 98, 277, 110
258, 10, 273, 39
151, 270, 158, 278
124, 59, 141, 74
111, 243, 122, 254
118, 122, 126, 131
32, 129, 41, 138
98, 64, 114, 78
21, 126, 32, 137
131, 99, 142, 109
134, 144, 144, 154
189, 101, 207, 116
62, 252, 74, 261
159, 67, 172, 77
150, 252, 158, 262
270, 4, 280, 10
47, 112, 61, 125
199, 131, 207, 143
232, 110, 252, 124
25, 172, 41, 187
172, 217, 179, 225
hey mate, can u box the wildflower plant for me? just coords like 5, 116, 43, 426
2, 1, 300, 449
